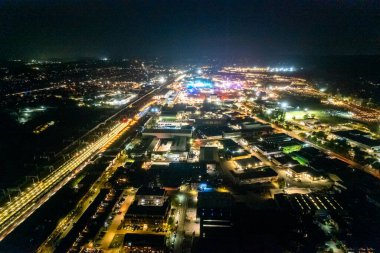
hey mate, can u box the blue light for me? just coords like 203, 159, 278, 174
186, 78, 214, 89
199, 183, 213, 192
199, 183, 207, 189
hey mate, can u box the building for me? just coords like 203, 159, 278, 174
271, 154, 299, 167
231, 166, 278, 184
124, 201, 170, 230
135, 187, 167, 206
149, 163, 207, 188
240, 124, 273, 137
286, 165, 324, 181
127, 136, 156, 158
290, 147, 325, 166
229, 118, 261, 130
222, 128, 241, 138
195, 118, 227, 126
159, 111, 178, 121
220, 139, 251, 160
143, 127, 193, 138
275, 193, 345, 215
123, 187, 170, 230
123, 233, 166, 253
258, 133, 304, 155
234, 156, 263, 170
255, 142, 282, 156
196, 125, 229, 139
199, 146, 219, 162
197, 191, 234, 239
333, 130, 380, 152
153, 137, 187, 152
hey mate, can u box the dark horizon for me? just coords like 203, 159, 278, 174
1, 0, 380, 60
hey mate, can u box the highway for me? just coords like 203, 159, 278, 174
36, 152, 127, 253
0, 83, 169, 242
0, 120, 131, 241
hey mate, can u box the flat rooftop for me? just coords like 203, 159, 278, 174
263, 133, 304, 147
220, 139, 241, 150
123, 233, 166, 247
272, 155, 299, 166
235, 156, 262, 168
197, 126, 231, 137
149, 162, 207, 187
233, 166, 278, 180
125, 200, 169, 217
136, 187, 165, 196
275, 193, 344, 215
198, 191, 234, 210
143, 128, 192, 134
334, 130, 380, 147
255, 142, 280, 153
292, 147, 325, 162
230, 149, 250, 158
263, 133, 292, 142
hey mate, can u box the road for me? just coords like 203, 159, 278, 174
36, 153, 127, 253
0, 83, 169, 242
173, 194, 188, 253
5, 84, 68, 97
100, 192, 135, 251
0, 120, 132, 241
251, 115, 380, 179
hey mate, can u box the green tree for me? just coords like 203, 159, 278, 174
315, 131, 326, 139
353, 146, 366, 162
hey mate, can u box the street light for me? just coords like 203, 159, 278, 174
177, 194, 184, 203
158, 76, 166, 84
281, 102, 288, 109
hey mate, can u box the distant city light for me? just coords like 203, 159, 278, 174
269, 67, 295, 72
3, 49, 380, 248
186, 78, 214, 89
158, 76, 166, 83
281, 102, 289, 108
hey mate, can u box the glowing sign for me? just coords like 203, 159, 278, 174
186, 78, 214, 89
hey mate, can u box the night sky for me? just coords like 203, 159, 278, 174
1, 0, 380, 59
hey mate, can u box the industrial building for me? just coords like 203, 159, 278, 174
197, 191, 234, 239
